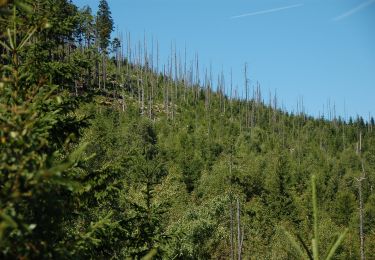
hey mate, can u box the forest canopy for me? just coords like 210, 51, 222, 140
0, 0, 374, 259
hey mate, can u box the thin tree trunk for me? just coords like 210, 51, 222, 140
141, 72, 144, 115
244, 63, 249, 128
102, 52, 106, 90
230, 199, 234, 260
357, 132, 365, 260
96, 50, 100, 89
237, 199, 242, 260
358, 172, 365, 260
122, 91, 125, 112
137, 73, 141, 111
75, 80, 78, 97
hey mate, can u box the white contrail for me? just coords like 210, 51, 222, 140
333, 0, 375, 21
230, 3, 303, 19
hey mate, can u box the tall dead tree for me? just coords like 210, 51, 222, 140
230, 69, 233, 119
195, 53, 200, 102
174, 42, 178, 101
236, 199, 244, 260
169, 51, 174, 121
244, 63, 249, 128
183, 45, 187, 102
230, 197, 234, 260
356, 132, 366, 260
221, 71, 226, 114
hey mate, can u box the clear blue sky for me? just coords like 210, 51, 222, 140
73, 0, 375, 120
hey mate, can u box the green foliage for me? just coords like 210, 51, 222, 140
282, 175, 348, 260
96, 0, 113, 51
0, 6, 87, 258
166, 195, 231, 259
1, 0, 374, 259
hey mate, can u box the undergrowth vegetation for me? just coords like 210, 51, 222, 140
1, 0, 374, 259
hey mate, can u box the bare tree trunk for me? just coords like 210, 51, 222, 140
166, 80, 169, 120
195, 53, 200, 102
137, 73, 141, 112
96, 48, 100, 89
75, 80, 78, 97
356, 132, 366, 260
98, 59, 101, 89
174, 42, 178, 101
150, 77, 153, 120
230, 69, 233, 119
184, 45, 187, 103
141, 72, 145, 115
102, 52, 106, 90
230, 199, 234, 260
244, 63, 249, 128
237, 199, 242, 260
358, 172, 365, 260
122, 91, 125, 112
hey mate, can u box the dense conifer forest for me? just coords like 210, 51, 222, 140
1, 0, 374, 259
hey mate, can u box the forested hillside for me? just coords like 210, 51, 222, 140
1, 1, 374, 259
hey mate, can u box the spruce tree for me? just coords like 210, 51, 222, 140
96, 0, 113, 90
0, 3, 88, 258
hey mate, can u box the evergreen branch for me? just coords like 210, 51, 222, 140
312, 239, 319, 260
18, 26, 37, 50
325, 229, 348, 260
14, 0, 33, 13
282, 227, 309, 260
312, 175, 319, 259
0, 40, 11, 51
6, 28, 14, 50
297, 233, 314, 260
